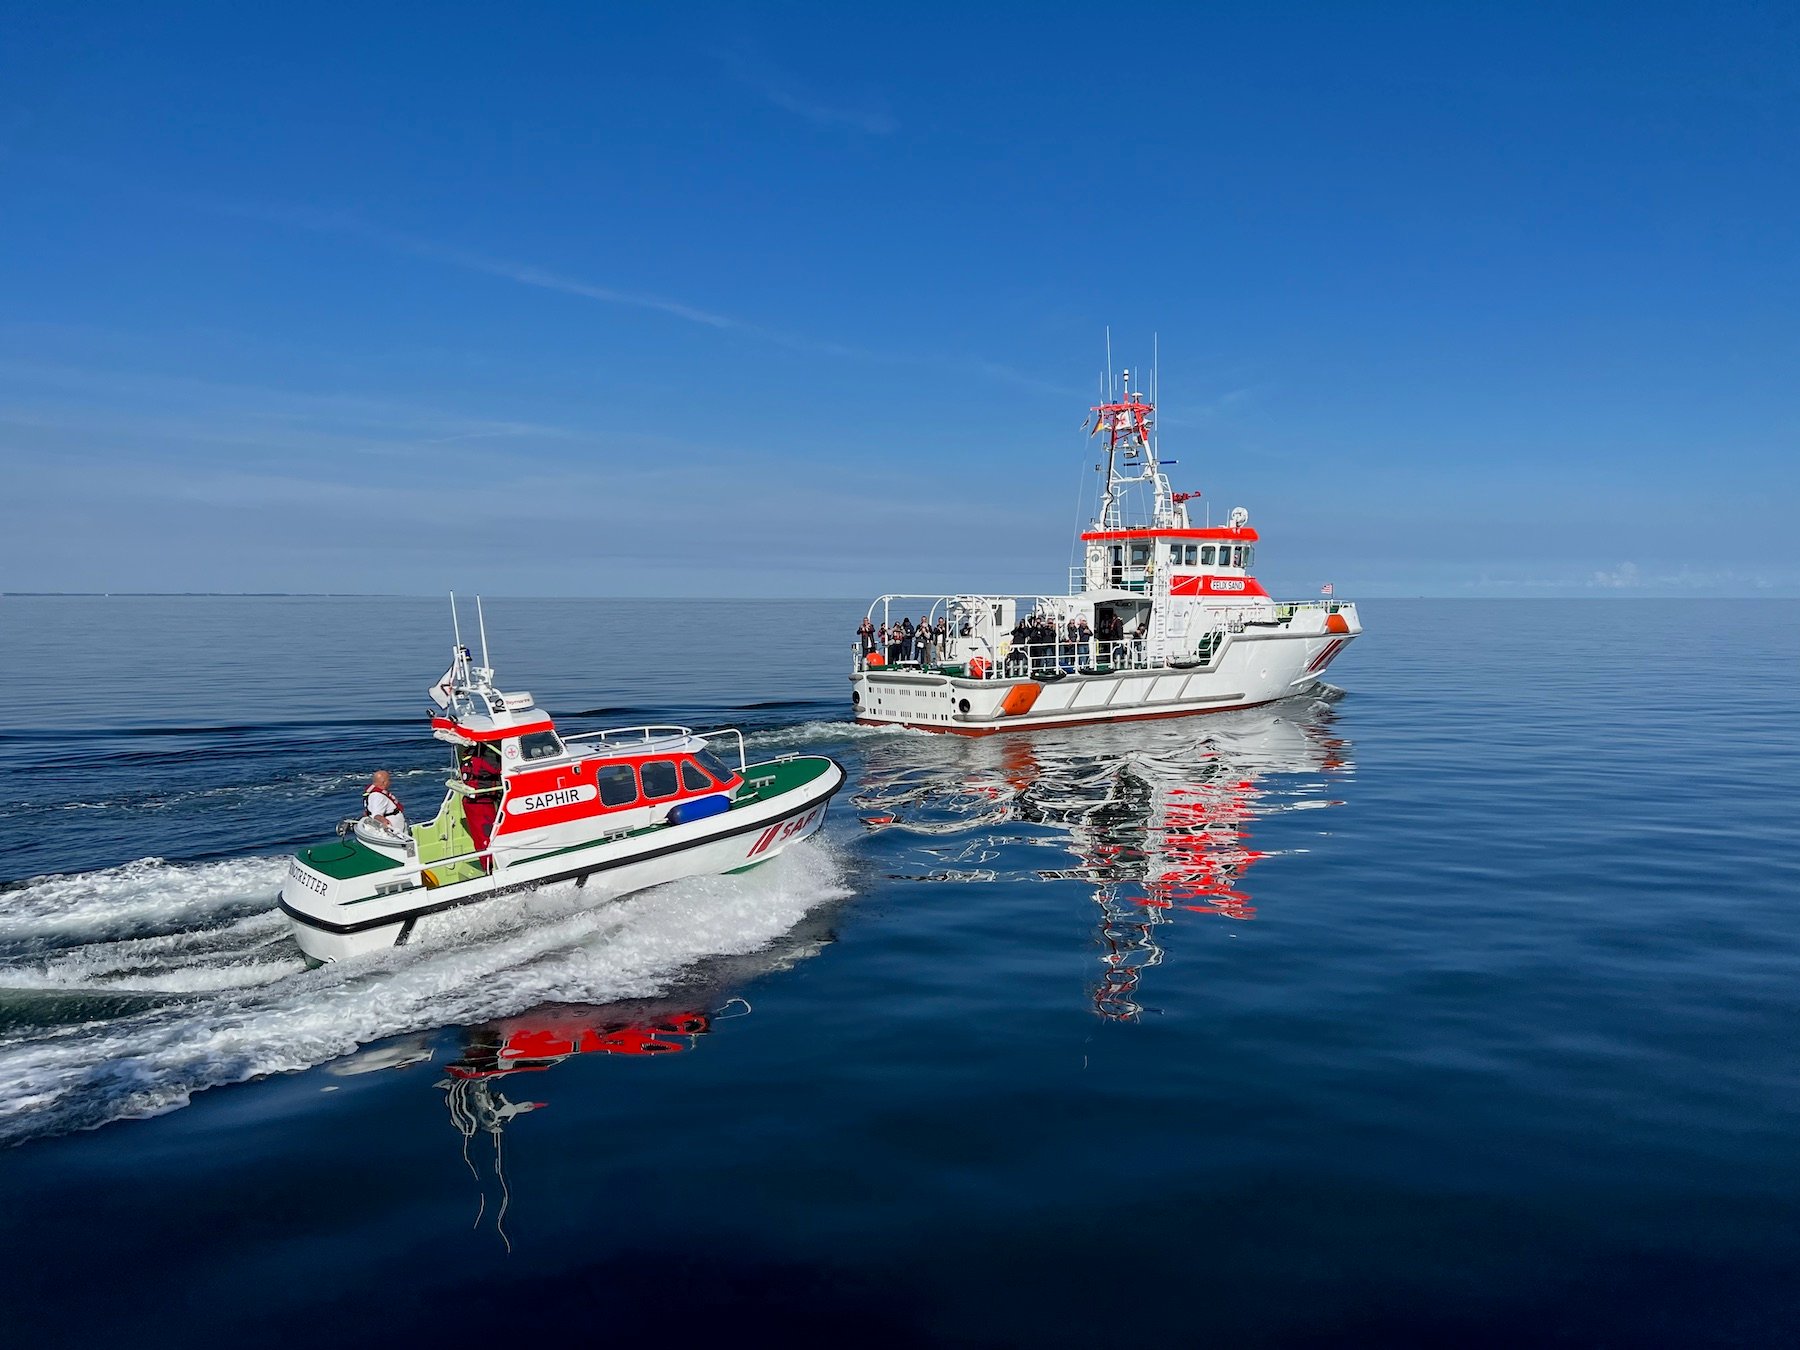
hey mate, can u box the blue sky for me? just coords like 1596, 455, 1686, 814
1, 2, 1794, 597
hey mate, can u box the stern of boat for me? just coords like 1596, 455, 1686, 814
280, 839, 413, 964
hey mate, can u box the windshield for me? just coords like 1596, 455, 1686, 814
694, 748, 740, 784
518, 731, 564, 761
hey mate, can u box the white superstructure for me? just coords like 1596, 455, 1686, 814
850, 367, 1361, 733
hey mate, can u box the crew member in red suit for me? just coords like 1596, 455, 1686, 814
461, 742, 503, 870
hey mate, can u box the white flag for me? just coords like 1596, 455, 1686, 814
1320, 582, 1334, 596
428, 664, 457, 709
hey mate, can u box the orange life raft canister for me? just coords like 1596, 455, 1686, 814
1000, 682, 1042, 716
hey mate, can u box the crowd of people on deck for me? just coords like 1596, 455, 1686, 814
856, 607, 1151, 673
858, 615, 954, 666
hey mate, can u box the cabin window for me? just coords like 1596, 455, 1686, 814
639, 760, 679, 799
694, 748, 740, 784
1184, 545, 1198, 566
1168, 544, 1182, 565
681, 761, 714, 792
1244, 546, 1255, 568
1201, 545, 1217, 566
596, 764, 638, 808
1234, 546, 1247, 567
518, 730, 564, 761
1129, 543, 1150, 565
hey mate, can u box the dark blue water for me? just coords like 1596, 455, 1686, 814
2, 596, 1798, 1347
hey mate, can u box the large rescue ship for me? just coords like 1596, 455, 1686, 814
850, 366, 1362, 733
281, 611, 843, 963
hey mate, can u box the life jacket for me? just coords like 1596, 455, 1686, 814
465, 748, 502, 788
365, 783, 403, 817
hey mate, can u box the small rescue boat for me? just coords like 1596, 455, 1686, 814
280, 614, 843, 964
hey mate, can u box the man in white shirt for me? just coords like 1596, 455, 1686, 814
363, 770, 408, 837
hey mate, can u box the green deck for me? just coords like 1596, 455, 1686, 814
298, 755, 838, 885
729, 755, 836, 807
296, 837, 404, 881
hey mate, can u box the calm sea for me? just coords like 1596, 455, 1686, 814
2, 596, 1798, 1347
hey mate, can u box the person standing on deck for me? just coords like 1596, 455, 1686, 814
899, 616, 915, 664
916, 615, 935, 667
461, 742, 503, 871
858, 617, 876, 660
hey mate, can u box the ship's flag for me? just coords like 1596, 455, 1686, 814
1320, 582, 1335, 596
428, 663, 458, 708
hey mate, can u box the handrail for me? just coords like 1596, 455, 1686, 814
853, 596, 1356, 678
695, 727, 748, 774
562, 724, 695, 746
853, 634, 1232, 680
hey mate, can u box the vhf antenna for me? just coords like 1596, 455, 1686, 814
476, 595, 492, 670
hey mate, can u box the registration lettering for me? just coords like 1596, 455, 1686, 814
511, 784, 598, 814
747, 807, 819, 859
288, 860, 329, 896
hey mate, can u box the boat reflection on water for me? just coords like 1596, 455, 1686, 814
326, 916, 836, 1249
440, 998, 741, 1250
854, 697, 1352, 1020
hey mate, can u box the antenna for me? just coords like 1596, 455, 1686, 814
476, 596, 491, 670
450, 592, 463, 649
1152, 332, 1159, 419
1105, 327, 1114, 401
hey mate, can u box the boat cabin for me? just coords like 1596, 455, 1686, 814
395, 658, 745, 883
1081, 524, 1267, 601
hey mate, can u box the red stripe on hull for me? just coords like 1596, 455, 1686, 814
856, 698, 1282, 736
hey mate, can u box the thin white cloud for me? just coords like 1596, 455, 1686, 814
202, 197, 878, 361
716, 48, 897, 134
1589, 561, 1643, 588
187, 194, 1096, 400
0, 357, 567, 445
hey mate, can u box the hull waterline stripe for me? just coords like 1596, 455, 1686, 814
857, 698, 1284, 736
281, 769, 844, 937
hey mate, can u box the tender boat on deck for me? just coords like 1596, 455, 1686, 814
281, 626, 843, 964
849, 365, 1363, 733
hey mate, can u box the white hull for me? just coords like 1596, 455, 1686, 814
851, 622, 1356, 734
282, 761, 843, 962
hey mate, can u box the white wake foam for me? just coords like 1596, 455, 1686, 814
0, 856, 287, 947
744, 719, 928, 751
0, 841, 850, 1144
